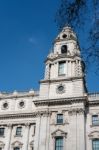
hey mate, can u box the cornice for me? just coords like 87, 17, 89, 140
40, 76, 84, 84
34, 96, 87, 106
0, 111, 51, 120
88, 101, 99, 106
45, 54, 81, 63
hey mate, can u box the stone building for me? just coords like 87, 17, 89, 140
0, 26, 99, 150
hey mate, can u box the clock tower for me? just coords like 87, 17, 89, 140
39, 26, 86, 99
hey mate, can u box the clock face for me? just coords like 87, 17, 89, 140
58, 85, 64, 91
56, 84, 65, 94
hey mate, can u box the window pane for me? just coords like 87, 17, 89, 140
16, 127, 22, 136
92, 115, 99, 125
93, 139, 99, 150
58, 62, 65, 75
57, 114, 63, 124
0, 128, 4, 136
55, 137, 63, 150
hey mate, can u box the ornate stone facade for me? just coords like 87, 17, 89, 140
0, 26, 99, 150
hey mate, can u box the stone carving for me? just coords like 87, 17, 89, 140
52, 129, 67, 138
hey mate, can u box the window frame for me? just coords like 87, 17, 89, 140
16, 127, 22, 136
61, 45, 67, 54
58, 61, 66, 76
0, 128, 5, 136
55, 136, 63, 150
92, 115, 99, 126
57, 114, 63, 124
92, 139, 99, 150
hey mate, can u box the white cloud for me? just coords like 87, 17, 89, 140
28, 37, 37, 45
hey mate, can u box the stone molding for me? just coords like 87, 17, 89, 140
34, 96, 87, 106
45, 53, 80, 62
68, 108, 85, 115
52, 129, 67, 138
88, 131, 99, 139
0, 111, 51, 120
40, 76, 84, 84
89, 101, 99, 106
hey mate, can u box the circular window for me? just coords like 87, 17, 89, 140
19, 101, 25, 108
61, 45, 67, 54
3, 102, 8, 109
62, 34, 67, 39
56, 84, 65, 94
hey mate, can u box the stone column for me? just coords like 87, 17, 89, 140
25, 123, 30, 150
34, 114, 41, 150
76, 110, 86, 150
72, 61, 75, 77
56, 62, 58, 77
68, 110, 77, 150
45, 113, 51, 150
6, 124, 12, 150
38, 113, 48, 150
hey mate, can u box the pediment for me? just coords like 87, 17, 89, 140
12, 141, 23, 148
89, 131, 99, 139
52, 129, 67, 138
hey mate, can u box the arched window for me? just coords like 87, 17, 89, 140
61, 45, 67, 54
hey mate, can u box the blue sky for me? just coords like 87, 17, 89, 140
0, 0, 98, 92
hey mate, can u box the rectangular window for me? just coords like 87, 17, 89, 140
55, 137, 63, 150
92, 115, 99, 126
57, 114, 63, 124
58, 62, 65, 75
16, 127, 22, 136
0, 128, 4, 136
92, 139, 99, 150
